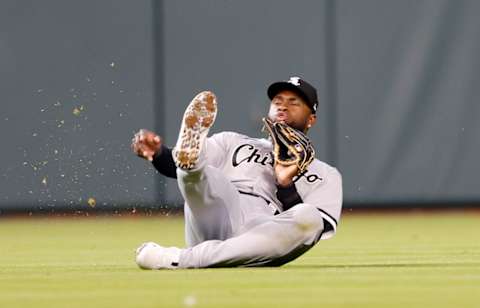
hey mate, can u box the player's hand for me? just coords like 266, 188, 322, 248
131, 129, 162, 162
274, 163, 299, 187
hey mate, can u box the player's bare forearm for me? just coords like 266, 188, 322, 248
274, 163, 298, 187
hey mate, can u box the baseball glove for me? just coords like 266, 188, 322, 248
263, 118, 315, 173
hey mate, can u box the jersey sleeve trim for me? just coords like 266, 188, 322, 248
316, 208, 338, 240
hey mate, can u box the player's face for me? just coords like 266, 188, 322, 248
268, 90, 317, 132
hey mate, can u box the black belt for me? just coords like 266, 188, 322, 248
238, 190, 280, 215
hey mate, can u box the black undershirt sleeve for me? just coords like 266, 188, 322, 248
276, 183, 303, 211
151, 144, 177, 179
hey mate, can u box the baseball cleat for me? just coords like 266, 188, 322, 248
173, 91, 217, 170
135, 242, 181, 270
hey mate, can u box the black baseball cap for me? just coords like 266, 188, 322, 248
267, 76, 319, 113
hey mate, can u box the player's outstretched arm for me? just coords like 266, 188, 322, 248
131, 129, 178, 179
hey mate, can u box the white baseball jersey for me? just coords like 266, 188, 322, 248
202, 131, 343, 240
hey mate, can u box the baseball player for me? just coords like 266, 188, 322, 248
131, 77, 342, 269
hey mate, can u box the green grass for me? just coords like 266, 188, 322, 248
0, 212, 479, 308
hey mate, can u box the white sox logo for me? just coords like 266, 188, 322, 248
232, 144, 323, 184
288, 77, 301, 86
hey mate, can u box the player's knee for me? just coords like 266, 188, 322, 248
292, 203, 324, 232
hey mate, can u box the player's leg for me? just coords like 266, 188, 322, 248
135, 203, 324, 269
180, 203, 324, 268
179, 166, 246, 246
172, 91, 245, 245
